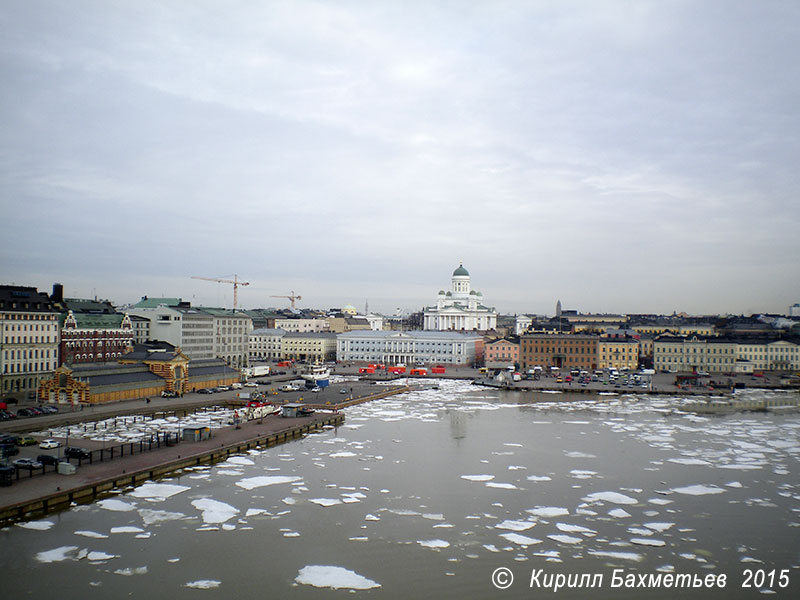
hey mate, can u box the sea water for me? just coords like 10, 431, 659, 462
2, 380, 799, 598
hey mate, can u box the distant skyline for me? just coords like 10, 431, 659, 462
2, 2, 799, 316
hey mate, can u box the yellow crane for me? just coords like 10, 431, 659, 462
191, 274, 250, 310
271, 290, 302, 309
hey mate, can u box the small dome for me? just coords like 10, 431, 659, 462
445, 291, 452, 296
452, 263, 470, 277
469, 290, 477, 295
476, 291, 483, 296
438, 290, 446, 295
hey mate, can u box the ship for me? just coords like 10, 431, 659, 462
301, 364, 331, 389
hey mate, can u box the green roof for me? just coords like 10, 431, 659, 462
133, 297, 182, 308
453, 264, 469, 277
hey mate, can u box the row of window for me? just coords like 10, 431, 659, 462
4, 349, 54, 359
4, 362, 55, 373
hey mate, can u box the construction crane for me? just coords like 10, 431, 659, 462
271, 290, 302, 309
191, 274, 250, 310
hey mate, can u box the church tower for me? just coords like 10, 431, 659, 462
451, 263, 471, 296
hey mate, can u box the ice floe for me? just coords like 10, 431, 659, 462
582, 491, 638, 505
418, 539, 450, 549
499, 533, 542, 546
461, 475, 494, 482
295, 566, 380, 590
235, 475, 302, 490
671, 484, 725, 496
16, 520, 54, 531
35, 546, 79, 563
527, 507, 569, 518
97, 499, 136, 512
191, 498, 239, 524
309, 498, 342, 507
128, 483, 190, 499
495, 520, 536, 532
185, 580, 221, 589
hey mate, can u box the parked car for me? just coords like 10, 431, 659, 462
39, 405, 59, 414
37, 454, 61, 466
13, 458, 43, 470
161, 390, 178, 398
16, 435, 38, 446
64, 447, 91, 459
39, 439, 61, 449
197, 388, 214, 394
16, 408, 36, 417
0, 443, 20, 457
243, 382, 258, 388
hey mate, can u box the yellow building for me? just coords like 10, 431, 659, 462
597, 338, 639, 370
281, 332, 337, 362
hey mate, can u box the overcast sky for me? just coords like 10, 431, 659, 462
1, 1, 798, 317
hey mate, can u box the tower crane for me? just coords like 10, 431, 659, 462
191, 274, 250, 310
271, 291, 302, 309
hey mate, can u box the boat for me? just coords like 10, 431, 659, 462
301, 364, 330, 388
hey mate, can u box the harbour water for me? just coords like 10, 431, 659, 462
2, 380, 799, 598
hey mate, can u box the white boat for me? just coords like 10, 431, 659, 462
301, 364, 331, 388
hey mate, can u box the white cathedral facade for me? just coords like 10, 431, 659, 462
423, 264, 498, 331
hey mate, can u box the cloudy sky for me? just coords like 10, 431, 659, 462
1, 1, 798, 316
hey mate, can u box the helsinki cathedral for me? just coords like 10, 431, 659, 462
423, 264, 498, 331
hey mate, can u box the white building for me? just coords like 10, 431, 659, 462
274, 318, 329, 333
128, 300, 252, 367
423, 264, 497, 331
0, 285, 60, 400
337, 330, 483, 366
249, 328, 286, 361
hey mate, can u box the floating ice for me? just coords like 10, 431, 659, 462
461, 475, 494, 482
526, 475, 552, 482
499, 533, 542, 546
185, 580, 221, 589
35, 546, 78, 563
329, 452, 358, 458
97, 499, 136, 512
110, 526, 144, 534
295, 566, 380, 590
128, 483, 190, 499
608, 508, 632, 518
668, 458, 711, 466
495, 520, 536, 532
75, 530, 109, 539
87, 551, 118, 561
671, 484, 725, 496
583, 491, 638, 505
191, 498, 239, 524
644, 522, 674, 533
556, 523, 596, 535
224, 457, 255, 466
565, 451, 596, 458
631, 538, 666, 547
418, 539, 450, 549
113, 567, 148, 576
309, 498, 342, 507
726, 481, 743, 488
486, 482, 518, 490
139, 509, 185, 526
16, 520, 54, 531
235, 475, 302, 490
548, 534, 582, 544
589, 550, 643, 562
527, 507, 569, 518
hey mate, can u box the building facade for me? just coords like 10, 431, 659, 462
653, 336, 737, 373
249, 328, 286, 361
597, 338, 640, 370
56, 298, 135, 365
520, 333, 599, 371
281, 332, 337, 363
423, 264, 497, 331
274, 318, 329, 333
336, 330, 484, 366
0, 285, 60, 400
484, 337, 520, 368
128, 299, 252, 368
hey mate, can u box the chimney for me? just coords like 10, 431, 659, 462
52, 283, 64, 303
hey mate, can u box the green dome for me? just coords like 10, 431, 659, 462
452, 263, 469, 277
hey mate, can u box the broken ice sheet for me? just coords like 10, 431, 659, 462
295, 566, 380, 590
127, 483, 189, 499
191, 498, 239, 524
